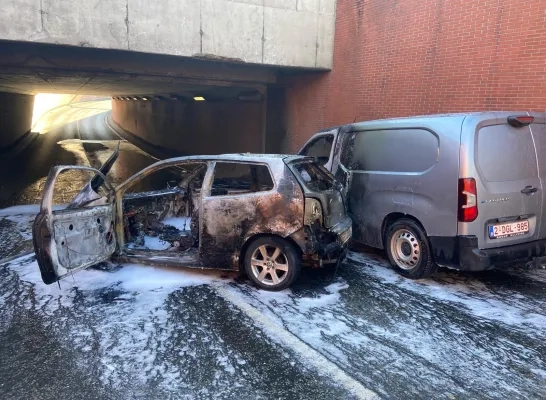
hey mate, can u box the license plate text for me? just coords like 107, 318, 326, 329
489, 220, 529, 239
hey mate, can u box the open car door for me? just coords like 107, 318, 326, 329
33, 159, 119, 285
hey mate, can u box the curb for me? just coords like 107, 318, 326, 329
104, 112, 182, 160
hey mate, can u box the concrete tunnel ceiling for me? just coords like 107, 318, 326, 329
0, 40, 300, 98
0, 40, 318, 155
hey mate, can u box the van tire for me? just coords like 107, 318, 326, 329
385, 219, 438, 279
243, 236, 301, 291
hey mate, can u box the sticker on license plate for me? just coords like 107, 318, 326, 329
488, 220, 529, 239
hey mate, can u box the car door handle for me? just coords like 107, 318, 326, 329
521, 186, 538, 195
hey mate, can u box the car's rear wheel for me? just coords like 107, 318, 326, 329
243, 236, 301, 291
385, 218, 438, 279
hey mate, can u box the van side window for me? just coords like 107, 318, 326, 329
340, 129, 438, 173
477, 125, 537, 182
211, 162, 274, 196
300, 135, 334, 163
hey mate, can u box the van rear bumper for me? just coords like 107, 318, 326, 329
430, 235, 546, 271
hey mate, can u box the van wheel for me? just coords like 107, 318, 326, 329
243, 236, 301, 291
385, 219, 438, 279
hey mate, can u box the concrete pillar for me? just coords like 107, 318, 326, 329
265, 87, 287, 154
112, 97, 265, 156
0, 92, 35, 150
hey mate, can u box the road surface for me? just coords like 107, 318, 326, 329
0, 102, 545, 399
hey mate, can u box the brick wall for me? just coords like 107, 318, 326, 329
284, 0, 546, 151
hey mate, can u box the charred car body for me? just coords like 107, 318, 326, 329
33, 149, 351, 291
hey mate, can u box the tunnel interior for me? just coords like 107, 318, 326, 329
0, 40, 299, 158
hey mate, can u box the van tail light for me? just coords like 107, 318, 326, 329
508, 115, 534, 127
458, 178, 478, 222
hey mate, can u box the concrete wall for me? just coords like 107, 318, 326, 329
0, 92, 34, 149
1, 0, 336, 69
283, 0, 546, 151
112, 99, 265, 155
265, 87, 287, 154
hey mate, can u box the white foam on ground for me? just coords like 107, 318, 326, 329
127, 235, 172, 251
348, 252, 546, 332
214, 283, 379, 400
2, 251, 378, 398
219, 280, 372, 370
1, 255, 233, 393
3, 214, 35, 240
0, 205, 66, 243
218, 252, 546, 397
7, 255, 221, 308
0, 204, 65, 217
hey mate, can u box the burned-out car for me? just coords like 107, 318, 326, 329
32, 149, 352, 291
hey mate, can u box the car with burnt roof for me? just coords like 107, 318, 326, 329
32, 149, 352, 291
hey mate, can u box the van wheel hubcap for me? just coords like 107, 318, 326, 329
391, 229, 421, 270
251, 245, 289, 286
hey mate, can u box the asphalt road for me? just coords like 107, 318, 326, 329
0, 103, 545, 399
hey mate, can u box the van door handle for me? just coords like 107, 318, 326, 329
521, 186, 538, 195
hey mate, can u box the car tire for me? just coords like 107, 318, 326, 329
243, 236, 301, 291
385, 219, 438, 279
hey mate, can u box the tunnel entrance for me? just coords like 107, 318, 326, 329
0, 41, 296, 159
31, 94, 112, 134
0, 41, 305, 207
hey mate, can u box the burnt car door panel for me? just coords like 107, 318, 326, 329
199, 161, 303, 269
33, 165, 117, 284
200, 161, 273, 269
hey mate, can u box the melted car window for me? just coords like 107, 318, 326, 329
293, 162, 335, 191
127, 164, 204, 193
301, 135, 334, 162
52, 169, 111, 208
211, 163, 274, 196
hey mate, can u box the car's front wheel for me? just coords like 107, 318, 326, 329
385, 219, 438, 279
243, 236, 301, 291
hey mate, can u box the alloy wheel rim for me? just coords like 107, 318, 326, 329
250, 245, 289, 286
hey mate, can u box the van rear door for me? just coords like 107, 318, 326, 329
529, 113, 546, 239
459, 113, 543, 249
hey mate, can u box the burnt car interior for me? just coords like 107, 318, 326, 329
123, 163, 207, 253
122, 161, 275, 255
210, 162, 274, 196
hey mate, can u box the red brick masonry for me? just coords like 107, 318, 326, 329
283, 0, 546, 151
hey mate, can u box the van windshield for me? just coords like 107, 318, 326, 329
291, 161, 336, 192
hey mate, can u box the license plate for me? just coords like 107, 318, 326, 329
488, 220, 529, 239
338, 226, 352, 244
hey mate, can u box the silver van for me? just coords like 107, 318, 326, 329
298, 112, 546, 278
